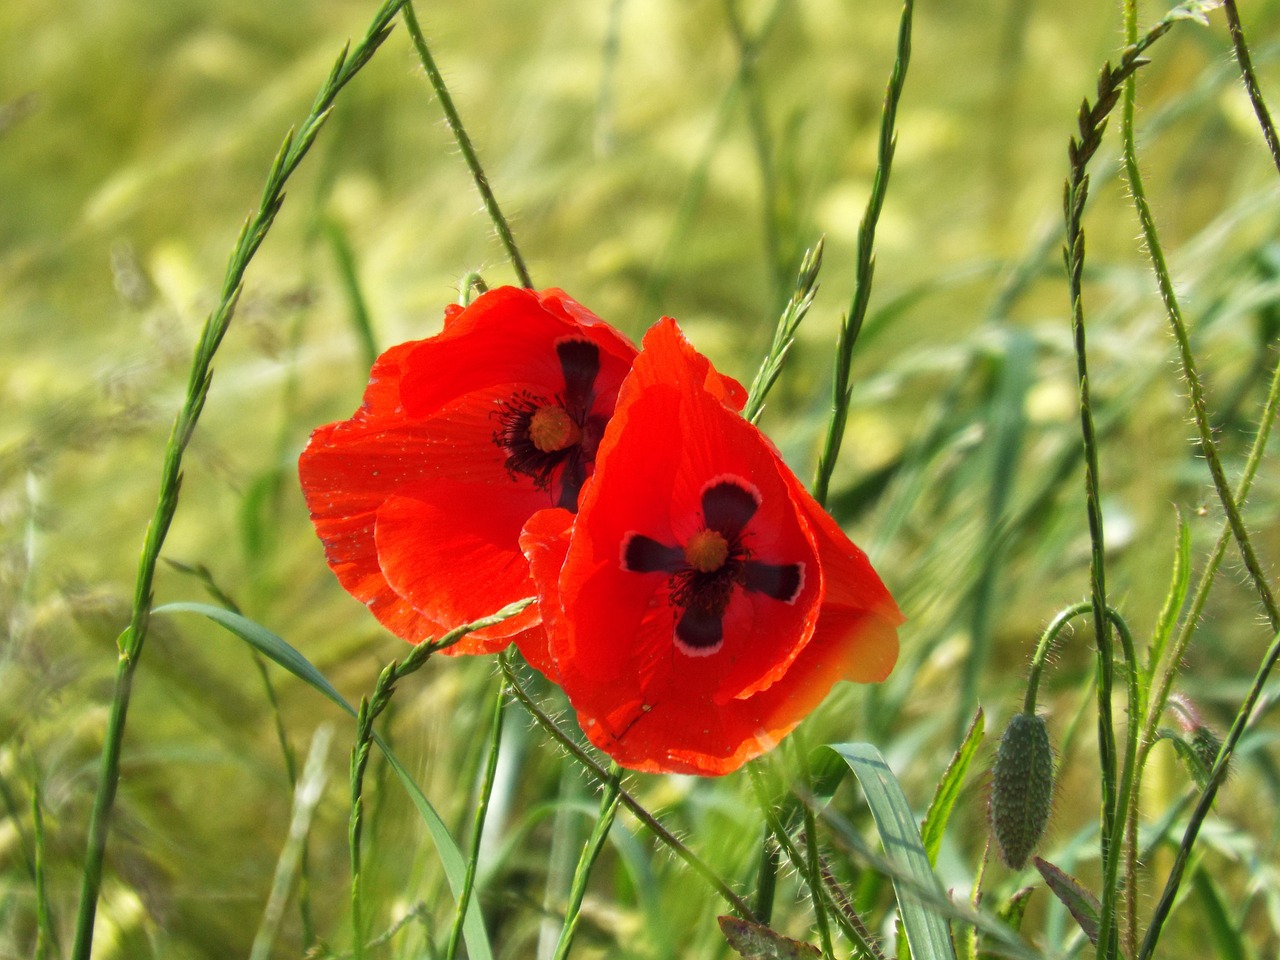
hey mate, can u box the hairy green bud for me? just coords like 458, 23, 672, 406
1189, 725, 1228, 786
990, 712, 1055, 869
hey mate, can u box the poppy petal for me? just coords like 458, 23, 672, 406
516, 507, 574, 679
300, 286, 639, 656
375, 478, 545, 652
299, 342, 446, 644
620, 533, 684, 574
399, 288, 636, 421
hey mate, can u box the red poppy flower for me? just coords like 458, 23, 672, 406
520, 318, 902, 775
298, 286, 638, 658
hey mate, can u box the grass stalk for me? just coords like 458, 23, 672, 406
250, 725, 332, 960
551, 764, 622, 960
1223, 0, 1280, 177
1059, 24, 1174, 958
69, 6, 409, 956
812, 0, 913, 507
444, 665, 510, 960
168, 557, 315, 946
348, 600, 533, 956
501, 658, 758, 920
723, 0, 790, 310
401, 1, 533, 289
1119, 5, 1279, 632
32, 776, 54, 960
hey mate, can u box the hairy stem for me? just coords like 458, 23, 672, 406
402, 2, 533, 288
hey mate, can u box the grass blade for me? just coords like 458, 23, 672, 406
154, 602, 495, 960
921, 708, 985, 867
828, 742, 957, 960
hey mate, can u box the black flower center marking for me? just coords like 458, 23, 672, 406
620, 475, 804, 656
492, 338, 603, 511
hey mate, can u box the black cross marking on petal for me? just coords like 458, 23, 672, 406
556, 338, 601, 417
675, 606, 724, 655
743, 560, 805, 604
701, 478, 759, 539
621, 532, 684, 573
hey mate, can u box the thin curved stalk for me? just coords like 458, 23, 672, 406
348, 601, 532, 956
1060, 24, 1175, 958
70, 6, 409, 956
1119, 7, 1279, 631
401, 2, 533, 289
1223, 0, 1280, 177
551, 765, 622, 960
444, 666, 510, 960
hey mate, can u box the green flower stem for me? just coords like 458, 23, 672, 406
1224, 0, 1280, 177
794, 737, 834, 959
348, 600, 533, 956
812, 0, 913, 507
1118, 9, 1279, 634
444, 664, 510, 960
501, 659, 758, 920
401, 2, 533, 289
746, 763, 873, 957
1021, 600, 1139, 960
1130, 297, 1280, 960
1138, 623, 1280, 959
551, 764, 622, 960
1059, 27, 1174, 958
751, 823, 781, 925
69, 12, 408, 956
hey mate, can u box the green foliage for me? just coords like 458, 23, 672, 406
6, 0, 1280, 958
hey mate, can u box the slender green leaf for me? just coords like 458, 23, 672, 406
154, 602, 494, 960
828, 742, 957, 960
921, 708, 984, 867
1190, 866, 1248, 960
1033, 857, 1099, 947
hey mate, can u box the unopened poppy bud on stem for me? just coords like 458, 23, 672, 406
990, 711, 1055, 870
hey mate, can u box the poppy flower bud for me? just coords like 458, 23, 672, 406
1188, 725, 1228, 786
990, 711, 1055, 869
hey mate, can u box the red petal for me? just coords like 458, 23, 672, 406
299, 341, 445, 644
517, 507, 575, 679
400, 288, 637, 420
553, 321, 827, 772
375, 477, 547, 652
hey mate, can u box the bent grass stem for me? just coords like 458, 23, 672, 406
402, 2, 533, 289
70, 5, 409, 956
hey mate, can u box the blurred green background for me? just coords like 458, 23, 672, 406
5, 0, 1280, 957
